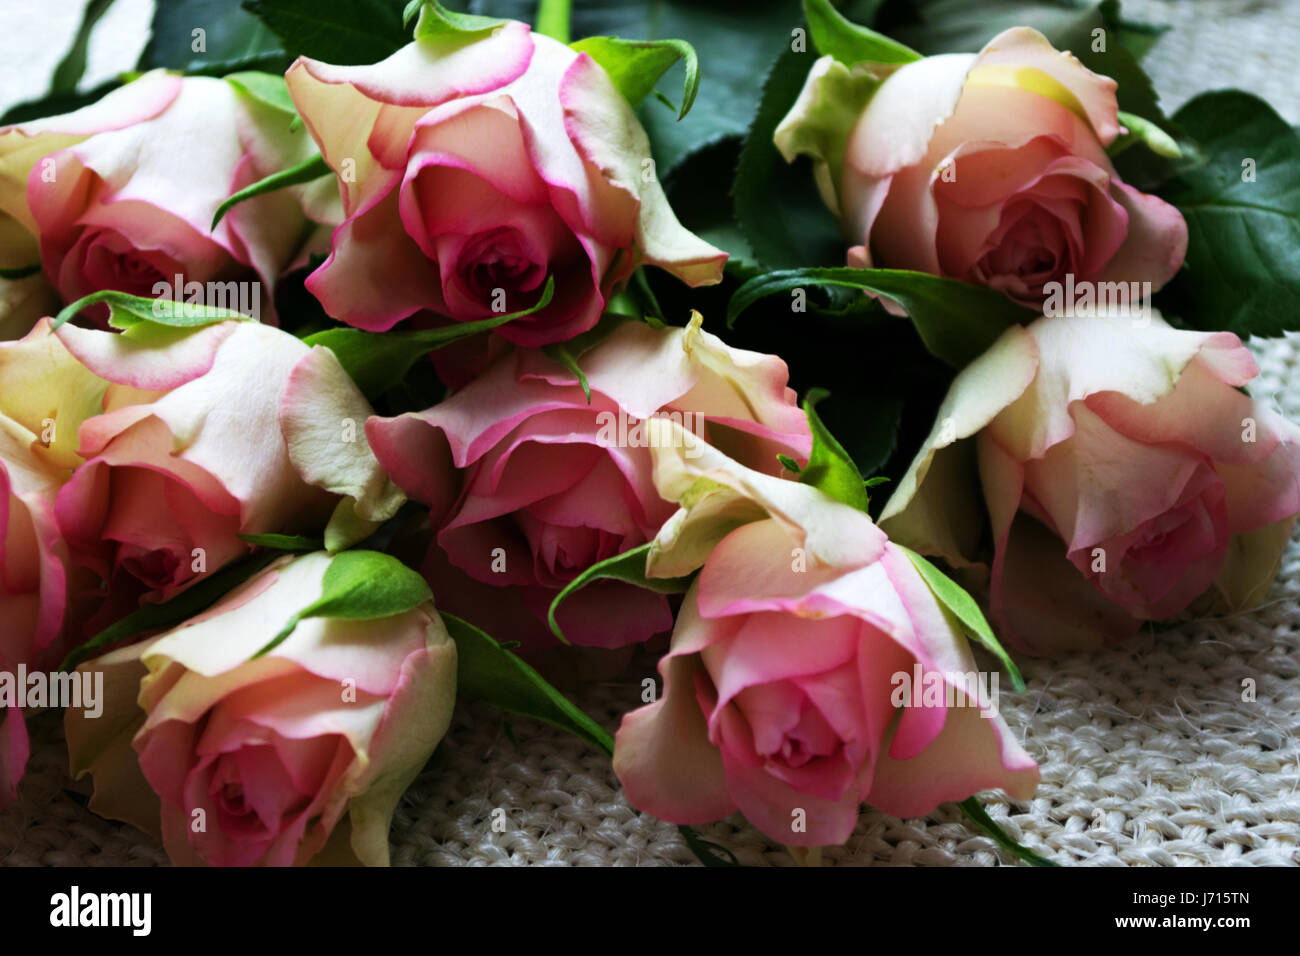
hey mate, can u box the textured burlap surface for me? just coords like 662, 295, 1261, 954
1, 0, 1297, 866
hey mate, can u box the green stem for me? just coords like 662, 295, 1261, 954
534, 0, 571, 43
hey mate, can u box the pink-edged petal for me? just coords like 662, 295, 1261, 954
559, 51, 726, 285
385, 351, 587, 467
981, 432, 1139, 654
0, 71, 181, 235
612, 586, 735, 825
646, 420, 886, 577
305, 186, 444, 331
1024, 402, 1215, 551
866, 697, 1039, 819
1093, 181, 1187, 290
700, 610, 860, 713
987, 313, 1240, 463
880, 323, 1039, 563
967, 27, 1121, 145
719, 738, 864, 847
56, 320, 235, 391
280, 346, 404, 524
868, 155, 944, 274
284, 22, 534, 213
845, 52, 976, 180
364, 412, 460, 523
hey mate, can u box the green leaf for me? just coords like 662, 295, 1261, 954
441, 611, 613, 753
799, 388, 870, 512
59, 551, 280, 673
777, 454, 802, 473
959, 798, 1060, 866
547, 543, 693, 645
211, 154, 331, 229
236, 532, 324, 551
408, 0, 505, 39
304, 275, 554, 400
727, 267, 1032, 368
254, 550, 433, 658
49, 0, 115, 96
139, 0, 284, 72
52, 289, 255, 333
225, 71, 298, 115
571, 37, 699, 120
244, 0, 413, 64
804, 0, 920, 65
1155, 90, 1300, 338
0, 265, 41, 281
896, 545, 1025, 693
732, 47, 852, 269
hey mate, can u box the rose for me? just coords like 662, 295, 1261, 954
0, 72, 332, 324
64, 551, 457, 866
0, 319, 106, 805
776, 28, 1187, 309
53, 320, 401, 604
613, 422, 1039, 845
0, 74, 180, 276
285, 15, 726, 349
367, 313, 812, 651
880, 310, 1300, 655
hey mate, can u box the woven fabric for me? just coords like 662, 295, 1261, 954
2, 0, 1299, 867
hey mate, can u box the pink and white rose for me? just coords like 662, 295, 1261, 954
53, 320, 399, 604
285, 16, 725, 349
776, 28, 1187, 309
368, 314, 811, 651
614, 423, 1039, 846
64, 551, 456, 866
880, 311, 1300, 654
0, 72, 329, 324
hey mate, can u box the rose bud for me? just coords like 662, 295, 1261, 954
0, 318, 107, 804
367, 313, 812, 651
614, 421, 1039, 846
0, 72, 330, 325
880, 310, 1300, 654
64, 550, 457, 866
285, 16, 726, 349
53, 319, 400, 605
776, 28, 1187, 310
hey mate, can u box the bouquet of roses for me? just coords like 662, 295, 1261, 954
1, 0, 1296, 867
